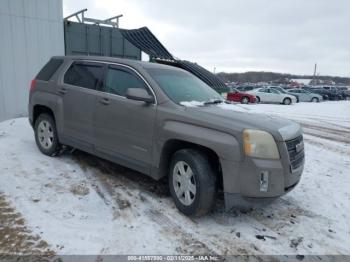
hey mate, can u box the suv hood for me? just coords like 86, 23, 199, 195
185, 104, 302, 142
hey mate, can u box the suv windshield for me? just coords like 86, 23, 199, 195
146, 68, 223, 104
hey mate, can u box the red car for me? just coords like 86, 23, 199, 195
226, 88, 256, 104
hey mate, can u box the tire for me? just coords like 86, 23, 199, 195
311, 97, 319, 103
241, 96, 249, 104
34, 113, 60, 156
283, 97, 292, 105
168, 149, 217, 217
255, 96, 260, 103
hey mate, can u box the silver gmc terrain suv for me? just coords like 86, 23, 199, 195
29, 56, 304, 216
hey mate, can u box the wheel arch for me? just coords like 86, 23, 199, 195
158, 139, 224, 189
33, 104, 56, 126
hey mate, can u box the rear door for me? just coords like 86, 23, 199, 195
94, 64, 157, 173
58, 61, 104, 149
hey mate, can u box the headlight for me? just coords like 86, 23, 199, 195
243, 129, 280, 159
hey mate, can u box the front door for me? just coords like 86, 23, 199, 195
94, 64, 157, 173
269, 88, 283, 102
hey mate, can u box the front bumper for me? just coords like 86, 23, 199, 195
221, 136, 304, 210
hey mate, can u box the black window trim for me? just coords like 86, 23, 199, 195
61, 60, 157, 104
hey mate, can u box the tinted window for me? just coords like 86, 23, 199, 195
270, 89, 279, 94
105, 67, 149, 96
64, 63, 103, 90
36, 58, 63, 81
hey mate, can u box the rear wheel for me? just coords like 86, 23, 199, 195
169, 149, 217, 217
241, 96, 249, 104
255, 96, 260, 103
311, 97, 319, 103
34, 113, 60, 156
283, 97, 291, 105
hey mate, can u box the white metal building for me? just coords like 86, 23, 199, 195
0, 0, 64, 122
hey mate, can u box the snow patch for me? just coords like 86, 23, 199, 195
180, 101, 205, 107
217, 103, 250, 112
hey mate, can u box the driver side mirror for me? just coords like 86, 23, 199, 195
126, 88, 155, 103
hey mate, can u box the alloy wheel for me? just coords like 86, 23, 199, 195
172, 161, 196, 206
37, 120, 54, 149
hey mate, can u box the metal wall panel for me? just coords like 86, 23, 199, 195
64, 21, 141, 60
0, 0, 64, 122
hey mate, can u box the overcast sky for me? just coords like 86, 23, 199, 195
63, 0, 350, 77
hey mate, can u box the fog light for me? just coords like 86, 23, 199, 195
260, 171, 269, 192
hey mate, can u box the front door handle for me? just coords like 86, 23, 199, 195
58, 88, 67, 95
99, 98, 110, 105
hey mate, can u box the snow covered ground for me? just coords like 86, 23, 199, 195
0, 101, 349, 256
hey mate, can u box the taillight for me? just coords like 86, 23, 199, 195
30, 79, 36, 92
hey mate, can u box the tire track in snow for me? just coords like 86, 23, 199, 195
0, 193, 54, 256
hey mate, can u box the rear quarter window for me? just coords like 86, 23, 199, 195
36, 58, 64, 81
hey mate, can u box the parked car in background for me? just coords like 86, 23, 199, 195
247, 87, 297, 105
270, 86, 299, 102
321, 86, 343, 100
336, 86, 350, 100
288, 89, 323, 102
226, 88, 256, 104
301, 87, 329, 100
236, 85, 258, 92
29, 56, 304, 216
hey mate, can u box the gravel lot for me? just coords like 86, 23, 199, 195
0, 101, 349, 256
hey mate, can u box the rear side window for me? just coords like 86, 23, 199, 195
64, 62, 103, 90
36, 58, 63, 81
105, 67, 149, 96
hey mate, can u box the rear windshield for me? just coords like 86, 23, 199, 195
36, 58, 64, 81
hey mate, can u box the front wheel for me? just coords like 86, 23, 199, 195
169, 149, 217, 217
255, 96, 260, 103
34, 113, 60, 156
283, 97, 292, 105
241, 96, 249, 104
311, 97, 319, 103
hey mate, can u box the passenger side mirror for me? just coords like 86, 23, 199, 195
126, 88, 155, 103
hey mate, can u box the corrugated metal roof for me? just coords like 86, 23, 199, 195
120, 27, 227, 91
120, 27, 174, 60
175, 60, 227, 90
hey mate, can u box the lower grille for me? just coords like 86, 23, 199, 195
285, 135, 305, 172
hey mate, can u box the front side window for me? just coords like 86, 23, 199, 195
145, 68, 222, 104
105, 67, 149, 97
64, 63, 103, 90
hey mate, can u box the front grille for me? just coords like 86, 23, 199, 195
285, 135, 304, 172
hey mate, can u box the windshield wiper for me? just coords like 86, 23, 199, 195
204, 99, 224, 105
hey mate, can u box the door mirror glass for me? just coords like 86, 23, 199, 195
126, 88, 155, 103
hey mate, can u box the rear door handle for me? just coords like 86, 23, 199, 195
99, 98, 110, 105
58, 88, 67, 95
